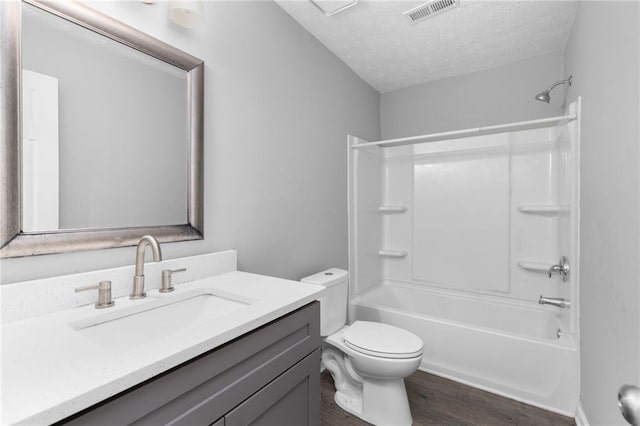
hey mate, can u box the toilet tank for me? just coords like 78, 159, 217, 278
301, 268, 348, 336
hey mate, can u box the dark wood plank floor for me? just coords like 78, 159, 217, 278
320, 370, 575, 426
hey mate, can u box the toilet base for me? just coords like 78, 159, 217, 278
334, 378, 413, 426
323, 346, 414, 426
333, 387, 363, 420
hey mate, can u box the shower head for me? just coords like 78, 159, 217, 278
535, 91, 551, 103
534, 75, 572, 103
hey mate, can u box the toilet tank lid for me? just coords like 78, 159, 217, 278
300, 268, 348, 287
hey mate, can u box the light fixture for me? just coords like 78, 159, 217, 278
309, 0, 358, 16
534, 76, 573, 103
168, 0, 204, 28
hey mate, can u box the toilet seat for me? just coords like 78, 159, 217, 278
342, 321, 423, 359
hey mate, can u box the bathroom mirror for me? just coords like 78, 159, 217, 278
0, 0, 204, 258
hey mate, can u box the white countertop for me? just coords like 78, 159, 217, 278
1, 270, 325, 425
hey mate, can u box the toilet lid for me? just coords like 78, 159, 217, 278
342, 321, 423, 359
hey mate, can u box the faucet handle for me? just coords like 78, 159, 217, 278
548, 256, 570, 282
75, 280, 115, 309
547, 264, 562, 278
160, 268, 187, 293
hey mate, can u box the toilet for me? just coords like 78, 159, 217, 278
301, 268, 423, 426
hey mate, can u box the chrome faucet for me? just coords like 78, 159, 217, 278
539, 295, 571, 308
130, 235, 162, 300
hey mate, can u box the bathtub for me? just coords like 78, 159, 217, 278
349, 283, 578, 416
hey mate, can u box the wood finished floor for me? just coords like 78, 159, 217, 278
320, 370, 575, 426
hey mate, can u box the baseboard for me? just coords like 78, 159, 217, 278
575, 403, 590, 426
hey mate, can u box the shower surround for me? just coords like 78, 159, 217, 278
347, 101, 581, 415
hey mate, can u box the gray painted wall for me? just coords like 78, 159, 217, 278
380, 52, 565, 139
1, 1, 380, 283
564, 2, 640, 424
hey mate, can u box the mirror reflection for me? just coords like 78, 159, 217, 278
21, 2, 189, 232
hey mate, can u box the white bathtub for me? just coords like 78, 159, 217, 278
349, 283, 578, 416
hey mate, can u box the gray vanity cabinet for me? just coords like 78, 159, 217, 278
58, 302, 320, 426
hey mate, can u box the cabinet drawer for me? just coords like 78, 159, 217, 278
59, 302, 320, 426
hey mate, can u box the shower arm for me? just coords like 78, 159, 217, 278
543, 76, 573, 94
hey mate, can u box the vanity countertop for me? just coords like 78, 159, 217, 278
1, 271, 325, 425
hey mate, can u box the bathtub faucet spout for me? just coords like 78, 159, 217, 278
538, 296, 571, 309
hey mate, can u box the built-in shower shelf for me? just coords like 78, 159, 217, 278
378, 205, 408, 213
517, 204, 569, 216
517, 261, 552, 273
378, 250, 408, 258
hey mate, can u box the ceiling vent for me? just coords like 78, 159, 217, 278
403, 0, 460, 24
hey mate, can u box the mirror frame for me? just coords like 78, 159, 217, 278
0, 0, 204, 258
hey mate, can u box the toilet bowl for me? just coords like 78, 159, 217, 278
301, 269, 423, 426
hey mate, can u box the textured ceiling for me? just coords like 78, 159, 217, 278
275, 0, 578, 93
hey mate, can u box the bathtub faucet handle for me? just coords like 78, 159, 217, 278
548, 256, 570, 282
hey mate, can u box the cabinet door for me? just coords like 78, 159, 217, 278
225, 349, 320, 426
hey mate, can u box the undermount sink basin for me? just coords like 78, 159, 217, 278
69, 288, 256, 351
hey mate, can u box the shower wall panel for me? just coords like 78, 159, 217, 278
349, 143, 382, 296
509, 130, 561, 302
382, 128, 564, 302
555, 114, 579, 333
412, 148, 510, 293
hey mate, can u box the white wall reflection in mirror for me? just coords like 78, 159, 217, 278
21, 2, 189, 232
